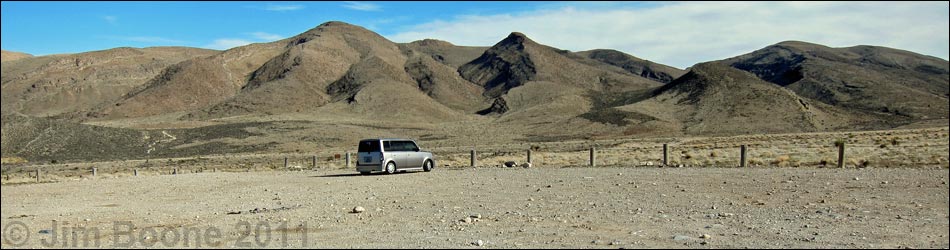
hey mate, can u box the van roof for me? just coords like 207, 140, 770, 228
360, 138, 415, 142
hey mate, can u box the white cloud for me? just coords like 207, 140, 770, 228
264, 4, 304, 11
249, 32, 283, 41
387, 2, 950, 69
204, 39, 255, 50
204, 32, 284, 50
342, 1, 381, 12
103, 15, 118, 25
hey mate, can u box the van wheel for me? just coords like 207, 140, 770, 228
423, 160, 433, 172
385, 162, 396, 174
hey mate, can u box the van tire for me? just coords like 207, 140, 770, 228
385, 162, 396, 174
423, 160, 433, 172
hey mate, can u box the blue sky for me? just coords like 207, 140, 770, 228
2, 1, 948, 69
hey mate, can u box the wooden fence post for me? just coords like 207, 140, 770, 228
284, 157, 289, 168
837, 143, 846, 168
93, 167, 98, 177
527, 149, 532, 163
470, 150, 477, 167
35, 169, 40, 183
589, 147, 596, 166
345, 152, 351, 168
740, 145, 747, 168
312, 155, 317, 168
663, 144, 669, 166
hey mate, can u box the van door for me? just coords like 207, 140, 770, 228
405, 141, 424, 167
383, 141, 405, 169
357, 140, 382, 166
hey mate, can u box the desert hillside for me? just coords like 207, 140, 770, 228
721, 41, 949, 122
0, 50, 33, 62
2, 21, 948, 163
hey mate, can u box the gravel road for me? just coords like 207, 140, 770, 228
2, 166, 948, 248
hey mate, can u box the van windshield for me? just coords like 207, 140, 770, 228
358, 140, 381, 152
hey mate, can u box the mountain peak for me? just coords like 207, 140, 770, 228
499, 32, 536, 46
295, 21, 373, 37
410, 39, 455, 47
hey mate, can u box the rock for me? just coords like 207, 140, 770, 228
853, 177, 860, 181
700, 234, 711, 239
521, 162, 532, 168
504, 161, 517, 167
673, 235, 694, 241
352, 206, 366, 213
473, 214, 482, 219
462, 217, 473, 223
473, 240, 484, 246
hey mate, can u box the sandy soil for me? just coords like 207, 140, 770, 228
2, 166, 948, 248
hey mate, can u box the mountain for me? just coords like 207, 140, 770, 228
1, 47, 217, 119
615, 62, 873, 135
575, 49, 686, 83
721, 41, 949, 123
458, 32, 662, 122
2, 21, 947, 163
1, 50, 33, 62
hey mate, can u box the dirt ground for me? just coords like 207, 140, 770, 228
2, 166, 947, 248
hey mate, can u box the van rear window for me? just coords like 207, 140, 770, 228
358, 141, 380, 152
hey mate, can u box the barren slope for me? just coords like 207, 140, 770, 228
576, 49, 686, 83
619, 63, 870, 135
721, 41, 950, 123
0, 50, 32, 62
1, 47, 217, 119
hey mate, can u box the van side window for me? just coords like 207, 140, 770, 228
383, 141, 394, 151
406, 141, 419, 151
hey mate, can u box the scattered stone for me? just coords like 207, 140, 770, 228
462, 217, 473, 223
521, 162, 532, 168
352, 206, 366, 213
504, 161, 516, 168
473, 240, 484, 246
473, 214, 482, 219
673, 235, 694, 241
700, 234, 711, 239
854, 177, 860, 181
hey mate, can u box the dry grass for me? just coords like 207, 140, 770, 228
2, 127, 947, 185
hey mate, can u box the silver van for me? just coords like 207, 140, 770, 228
356, 139, 435, 174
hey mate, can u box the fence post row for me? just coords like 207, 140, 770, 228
470, 150, 476, 167
837, 142, 846, 168
663, 144, 669, 166
527, 149, 532, 164
345, 152, 351, 168
740, 145, 747, 168
589, 147, 596, 167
